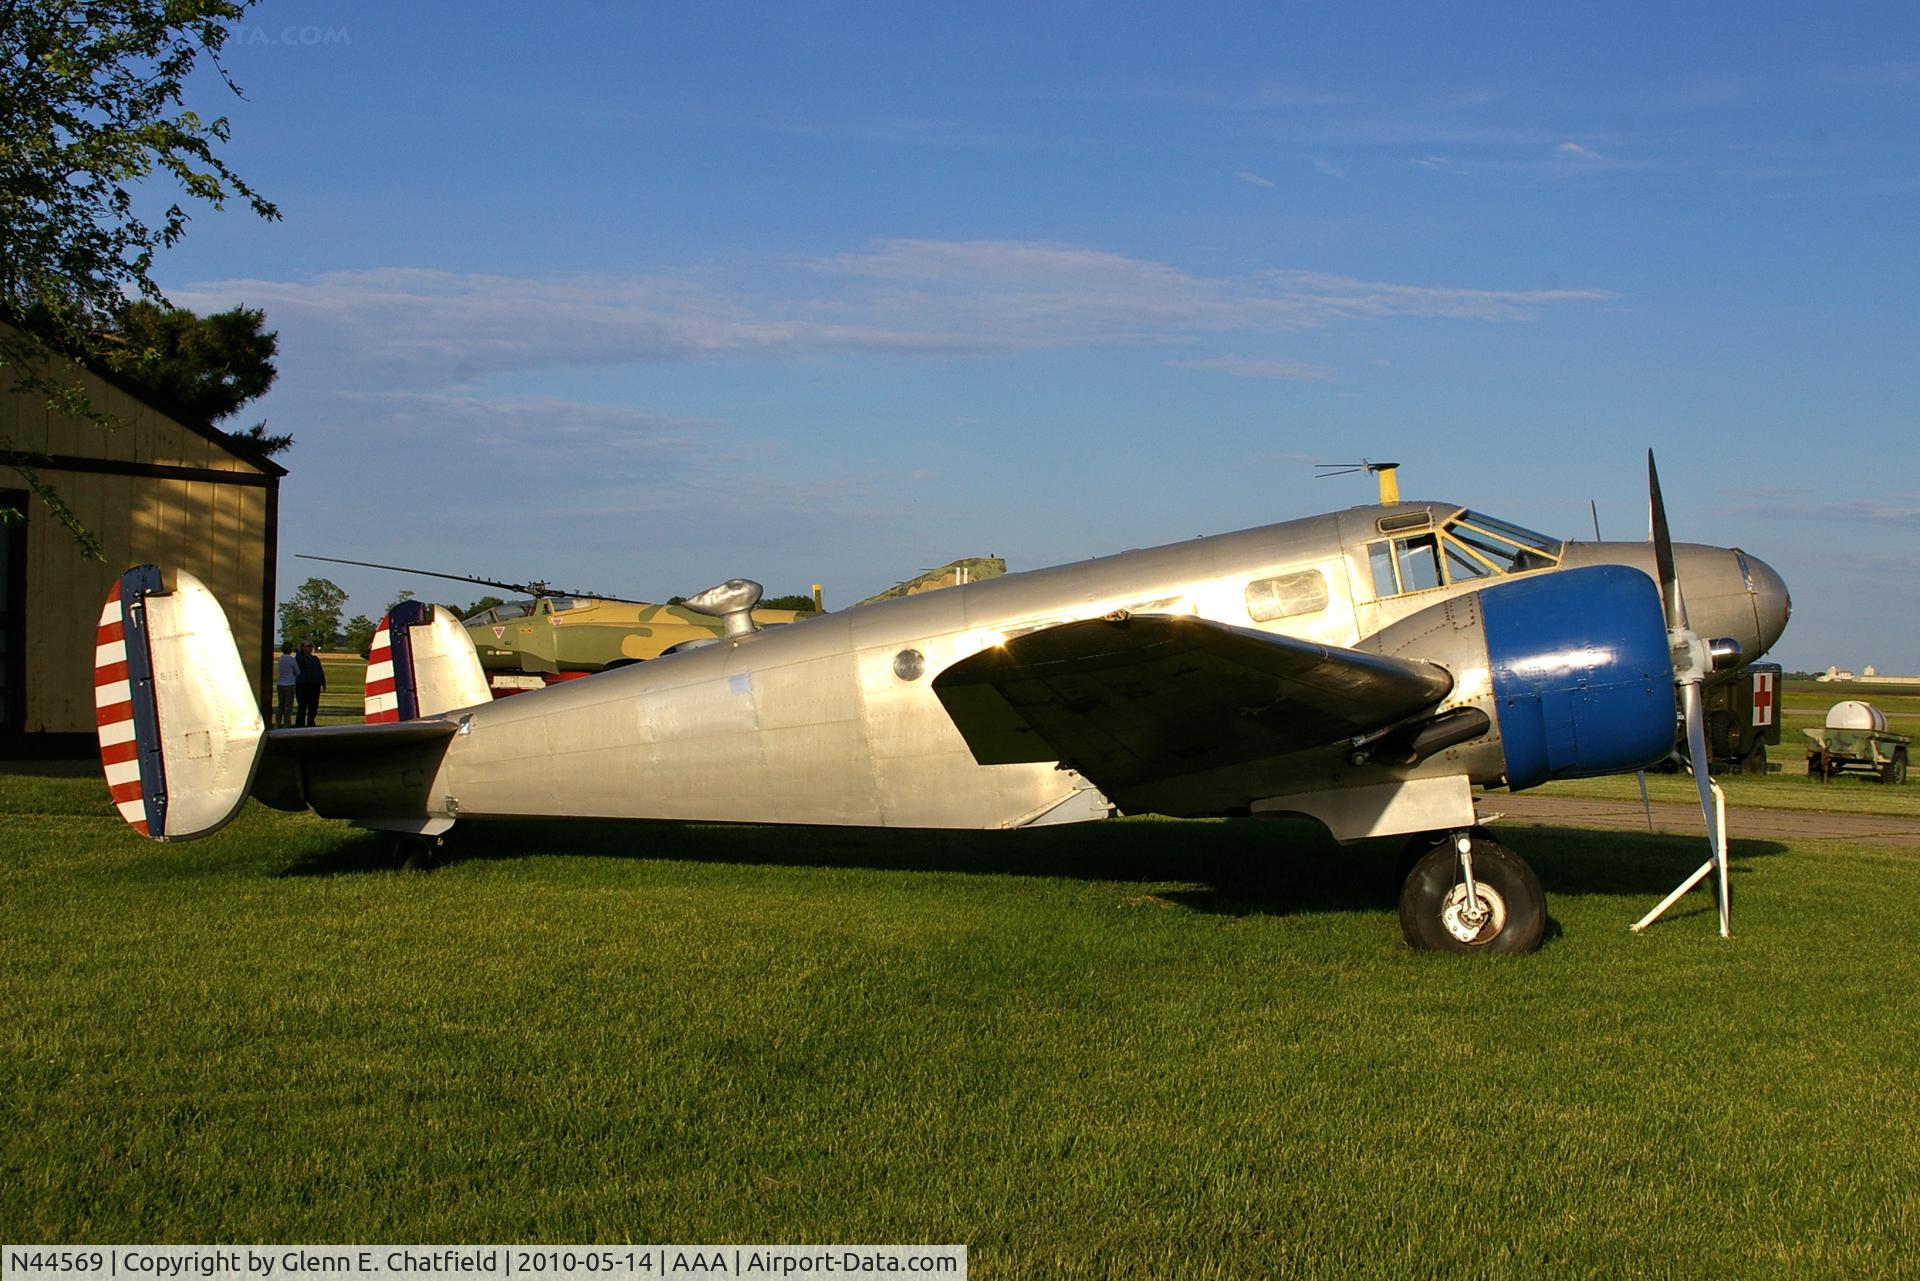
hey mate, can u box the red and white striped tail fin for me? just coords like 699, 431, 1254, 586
93, 566, 266, 841
364, 614, 405, 723
95, 587, 150, 835
364, 601, 489, 723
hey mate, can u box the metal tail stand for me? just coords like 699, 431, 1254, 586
1630, 776, 1731, 937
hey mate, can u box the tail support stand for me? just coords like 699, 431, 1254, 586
1630, 777, 1731, 937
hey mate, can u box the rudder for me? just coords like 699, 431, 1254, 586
94, 566, 266, 840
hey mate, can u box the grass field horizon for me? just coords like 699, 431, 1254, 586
4, 756, 1917, 1274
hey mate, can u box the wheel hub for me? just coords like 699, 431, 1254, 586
1440, 881, 1508, 944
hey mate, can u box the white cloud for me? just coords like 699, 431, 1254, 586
181, 240, 1612, 395
1166, 356, 1331, 381
1312, 158, 1348, 180
1238, 170, 1276, 188
1556, 141, 1610, 163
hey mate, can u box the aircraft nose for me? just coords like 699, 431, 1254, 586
1744, 551, 1791, 656
1669, 543, 1785, 666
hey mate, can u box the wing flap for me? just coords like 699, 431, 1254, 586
932, 614, 1452, 791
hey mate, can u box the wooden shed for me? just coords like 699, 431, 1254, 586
2, 324, 283, 754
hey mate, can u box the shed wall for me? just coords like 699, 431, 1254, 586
3, 331, 279, 740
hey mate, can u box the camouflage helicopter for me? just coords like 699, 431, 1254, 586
300, 554, 1008, 695
300, 555, 814, 694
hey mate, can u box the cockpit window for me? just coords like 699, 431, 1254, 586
1367, 510, 1563, 599
1444, 510, 1564, 574
1370, 535, 1443, 596
464, 600, 537, 624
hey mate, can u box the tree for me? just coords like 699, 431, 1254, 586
103, 301, 287, 453
2, 0, 279, 555
762, 594, 821, 613
278, 577, 346, 649
341, 614, 377, 658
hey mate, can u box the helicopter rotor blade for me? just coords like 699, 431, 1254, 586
295, 554, 633, 604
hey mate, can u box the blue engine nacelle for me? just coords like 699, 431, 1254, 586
1478, 565, 1675, 790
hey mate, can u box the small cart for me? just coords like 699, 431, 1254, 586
1805, 700, 1910, 783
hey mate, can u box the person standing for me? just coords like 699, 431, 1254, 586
294, 640, 327, 727
275, 641, 299, 727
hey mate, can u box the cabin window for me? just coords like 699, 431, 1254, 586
1245, 570, 1329, 623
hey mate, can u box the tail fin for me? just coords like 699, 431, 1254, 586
365, 601, 490, 722
94, 567, 266, 840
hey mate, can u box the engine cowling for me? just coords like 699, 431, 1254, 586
1480, 565, 1675, 789
1367, 564, 1676, 791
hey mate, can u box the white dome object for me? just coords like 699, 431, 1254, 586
1826, 701, 1887, 732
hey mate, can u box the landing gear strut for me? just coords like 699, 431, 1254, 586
1398, 830, 1546, 954
387, 832, 444, 871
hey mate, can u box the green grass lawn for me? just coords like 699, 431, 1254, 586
3, 769, 1917, 1275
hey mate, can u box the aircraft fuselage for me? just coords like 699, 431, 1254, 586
293, 499, 1787, 842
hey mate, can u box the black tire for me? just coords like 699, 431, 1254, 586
1399, 836, 1546, 955
395, 834, 439, 871
1743, 744, 1768, 775
1884, 749, 1908, 786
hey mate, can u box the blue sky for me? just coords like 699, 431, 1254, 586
159, 1, 1918, 671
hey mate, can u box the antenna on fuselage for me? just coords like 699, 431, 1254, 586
1316, 459, 1401, 505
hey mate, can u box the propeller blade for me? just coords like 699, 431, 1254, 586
1646, 451, 1689, 633
1680, 661, 1732, 935
1634, 452, 1733, 937
1679, 682, 1719, 853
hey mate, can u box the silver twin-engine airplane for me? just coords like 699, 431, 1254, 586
93, 456, 1788, 954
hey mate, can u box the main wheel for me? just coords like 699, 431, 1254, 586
1399, 836, 1546, 954
1884, 749, 1908, 786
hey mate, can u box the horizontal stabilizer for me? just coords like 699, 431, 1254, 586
95, 567, 266, 840
933, 613, 1452, 793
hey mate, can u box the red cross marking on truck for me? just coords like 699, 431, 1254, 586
1753, 673, 1775, 726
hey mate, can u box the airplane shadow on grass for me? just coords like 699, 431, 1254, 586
283, 814, 1787, 927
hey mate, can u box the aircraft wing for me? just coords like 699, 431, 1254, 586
931, 613, 1453, 793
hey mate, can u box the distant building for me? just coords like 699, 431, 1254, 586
2, 321, 284, 754
1815, 664, 1920, 685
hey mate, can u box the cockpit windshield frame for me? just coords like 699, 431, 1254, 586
1365, 508, 1564, 599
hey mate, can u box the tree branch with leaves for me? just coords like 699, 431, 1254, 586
1, 0, 280, 554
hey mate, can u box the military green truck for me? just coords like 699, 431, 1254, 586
1689, 661, 1783, 774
